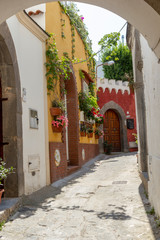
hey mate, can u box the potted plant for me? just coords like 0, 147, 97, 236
103, 140, 112, 155
94, 129, 104, 139
0, 160, 14, 203
80, 123, 87, 137
90, 107, 104, 126
52, 115, 68, 132
86, 127, 94, 138
50, 99, 64, 116
78, 91, 98, 121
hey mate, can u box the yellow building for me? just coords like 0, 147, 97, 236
45, 2, 100, 183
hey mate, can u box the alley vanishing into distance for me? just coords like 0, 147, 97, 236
1, 153, 159, 240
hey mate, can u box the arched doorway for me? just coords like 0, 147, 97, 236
104, 109, 121, 152
100, 101, 129, 152
0, 22, 24, 197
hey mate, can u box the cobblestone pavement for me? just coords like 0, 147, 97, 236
0, 153, 158, 240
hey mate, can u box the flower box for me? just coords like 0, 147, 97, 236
50, 107, 62, 116
52, 125, 63, 133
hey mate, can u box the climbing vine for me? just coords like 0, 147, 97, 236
58, 1, 96, 79
45, 34, 72, 95
71, 24, 76, 59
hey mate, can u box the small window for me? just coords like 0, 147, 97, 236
83, 80, 89, 94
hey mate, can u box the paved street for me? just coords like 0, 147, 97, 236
0, 153, 158, 239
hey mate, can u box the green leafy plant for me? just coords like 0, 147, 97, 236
45, 34, 72, 94
80, 123, 87, 133
94, 129, 104, 137
147, 207, 155, 215
78, 91, 98, 120
0, 221, 5, 231
89, 82, 96, 97
59, 2, 96, 79
51, 99, 65, 111
86, 126, 93, 134
0, 161, 14, 185
79, 69, 85, 80
98, 32, 133, 82
155, 218, 160, 227
132, 133, 138, 144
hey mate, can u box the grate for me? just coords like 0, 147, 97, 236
112, 181, 128, 184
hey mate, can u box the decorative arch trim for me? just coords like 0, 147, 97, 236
100, 101, 129, 152
0, 22, 24, 197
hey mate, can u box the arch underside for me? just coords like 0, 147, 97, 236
0, 22, 23, 197
0, 0, 160, 59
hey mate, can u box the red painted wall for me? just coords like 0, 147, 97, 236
97, 87, 137, 151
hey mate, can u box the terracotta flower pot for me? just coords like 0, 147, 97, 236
0, 189, 4, 204
95, 134, 99, 139
87, 132, 93, 138
52, 125, 63, 133
50, 107, 62, 116
80, 131, 86, 137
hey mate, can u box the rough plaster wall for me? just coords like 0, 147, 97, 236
7, 16, 47, 195
140, 34, 160, 215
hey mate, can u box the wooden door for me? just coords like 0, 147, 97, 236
103, 110, 121, 152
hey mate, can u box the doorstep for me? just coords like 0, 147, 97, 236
0, 197, 21, 222
67, 165, 80, 176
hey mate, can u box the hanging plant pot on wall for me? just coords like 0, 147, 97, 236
80, 131, 86, 137
87, 132, 93, 138
95, 134, 99, 139
50, 107, 62, 116
52, 125, 63, 133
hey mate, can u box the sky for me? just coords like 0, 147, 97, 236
75, 2, 127, 55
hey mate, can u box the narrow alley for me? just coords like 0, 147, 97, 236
0, 153, 159, 240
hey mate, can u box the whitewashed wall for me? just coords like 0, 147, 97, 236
6, 15, 47, 195
140, 34, 160, 215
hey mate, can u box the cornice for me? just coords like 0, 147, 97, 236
16, 11, 49, 42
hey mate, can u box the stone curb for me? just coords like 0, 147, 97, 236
0, 197, 22, 223
51, 154, 107, 188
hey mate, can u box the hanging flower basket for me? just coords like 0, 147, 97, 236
94, 129, 104, 138
50, 107, 62, 116
52, 115, 68, 133
52, 125, 63, 133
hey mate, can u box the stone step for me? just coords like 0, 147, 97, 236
67, 165, 79, 176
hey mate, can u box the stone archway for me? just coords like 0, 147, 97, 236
65, 67, 80, 166
0, 22, 24, 197
100, 101, 129, 153
1, 1, 160, 60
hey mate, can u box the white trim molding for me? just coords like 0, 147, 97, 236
16, 11, 48, 42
